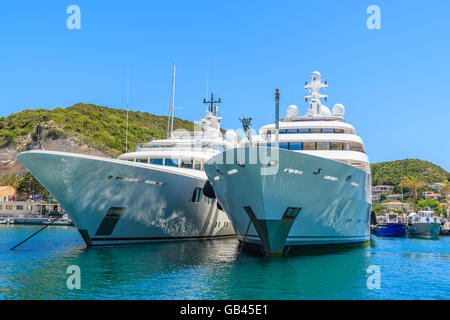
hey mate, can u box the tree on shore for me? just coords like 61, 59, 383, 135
399, 175, 426, 212
0, 172, 24, 198
417, 199, 444, 216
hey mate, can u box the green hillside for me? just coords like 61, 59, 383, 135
0, 103, 195, 156
371, 159, 450, 186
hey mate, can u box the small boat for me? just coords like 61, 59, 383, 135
374, 212, 407, 237
440, 219, 450, 235
407, 208, 440, 239
0, 218, 14, 225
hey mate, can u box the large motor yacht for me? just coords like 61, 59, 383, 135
204, 71, 371, 255
18, 95, 236, 246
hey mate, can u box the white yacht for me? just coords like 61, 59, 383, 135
204, 71, 371, 255
17, 96, 236, 246
408, 209, 441, 239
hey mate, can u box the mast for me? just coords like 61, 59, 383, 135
167, 65, 176, 138
274, 89, 280, 149
203, 92, 221, 116
125, 66, 129, 153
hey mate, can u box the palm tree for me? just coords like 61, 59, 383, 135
0, 172, 24, 199
399, 175, 426, 212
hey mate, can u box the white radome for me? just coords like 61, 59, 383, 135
286, 105, 299, 118
332, 103, 345, 117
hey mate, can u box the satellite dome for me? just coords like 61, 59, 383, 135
286, 105, 298, 118
319, 105, 332, 117
310, 71, 321, 82
332, 104, 345, 117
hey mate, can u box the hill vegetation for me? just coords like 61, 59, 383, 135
0, 103, 195, 156
371, 159, 449, 186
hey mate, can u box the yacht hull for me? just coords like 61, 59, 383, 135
17, 151, 235, 246
204, 147, 371, 255
408, 222, 440, 239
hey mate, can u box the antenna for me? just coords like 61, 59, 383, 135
125, 65, 129, 153
167, 65, 176, 138
206, 64, 209, 98
203, 92, 221, 116
239, 117, 253, 146
274, 89, 280, 149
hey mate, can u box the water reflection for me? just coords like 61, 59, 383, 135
1, 226, 448, 299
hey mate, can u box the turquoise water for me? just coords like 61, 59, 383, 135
0, 225, 448, 299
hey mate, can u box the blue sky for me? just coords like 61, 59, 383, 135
0, 0, 449, 170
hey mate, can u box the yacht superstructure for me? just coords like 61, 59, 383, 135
204, 71, 371, 255
18, 95, 236, 246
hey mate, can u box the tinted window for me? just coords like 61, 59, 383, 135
165, 158, 179, 167
303, 142, 315, 150
150, 158, 163, 165
181, 160, 193, 169
289, 142, 302, 150
317, 142, 330, 150
330, 142, 343, 150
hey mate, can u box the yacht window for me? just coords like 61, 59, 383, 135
298, 129, 310, 133
310, 128, 321, 134
150, 158, 163, 165
165, 158, 179, 167
330, 142, 343, 150
322, 129, 334, 133
194, 161, 201, 171
303, 142, 315, 150
136, 158, 148, 164
181, 160, 193, 169
286, 129, 298, 134
191, 187, 202, 202
280, 143, 289, 149
279, 129, 287, 134
334, 129, 344, 133
289, 142, 302, 150
317, 142, 330, 150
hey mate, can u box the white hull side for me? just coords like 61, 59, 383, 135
409, 223, 440, 239
18, 151, 235, 246
204, 147, 371, 254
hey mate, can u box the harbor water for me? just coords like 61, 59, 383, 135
0, 225, 448, 300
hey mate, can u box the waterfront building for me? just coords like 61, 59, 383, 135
372, 185, 394, 202
0, 186, 16, 202
386, 194, 402, 201
0, 199, 64, 218
381, 201, 410, 211
422, 191, 441, 200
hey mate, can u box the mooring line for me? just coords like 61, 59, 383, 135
10, 216, 63, 250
